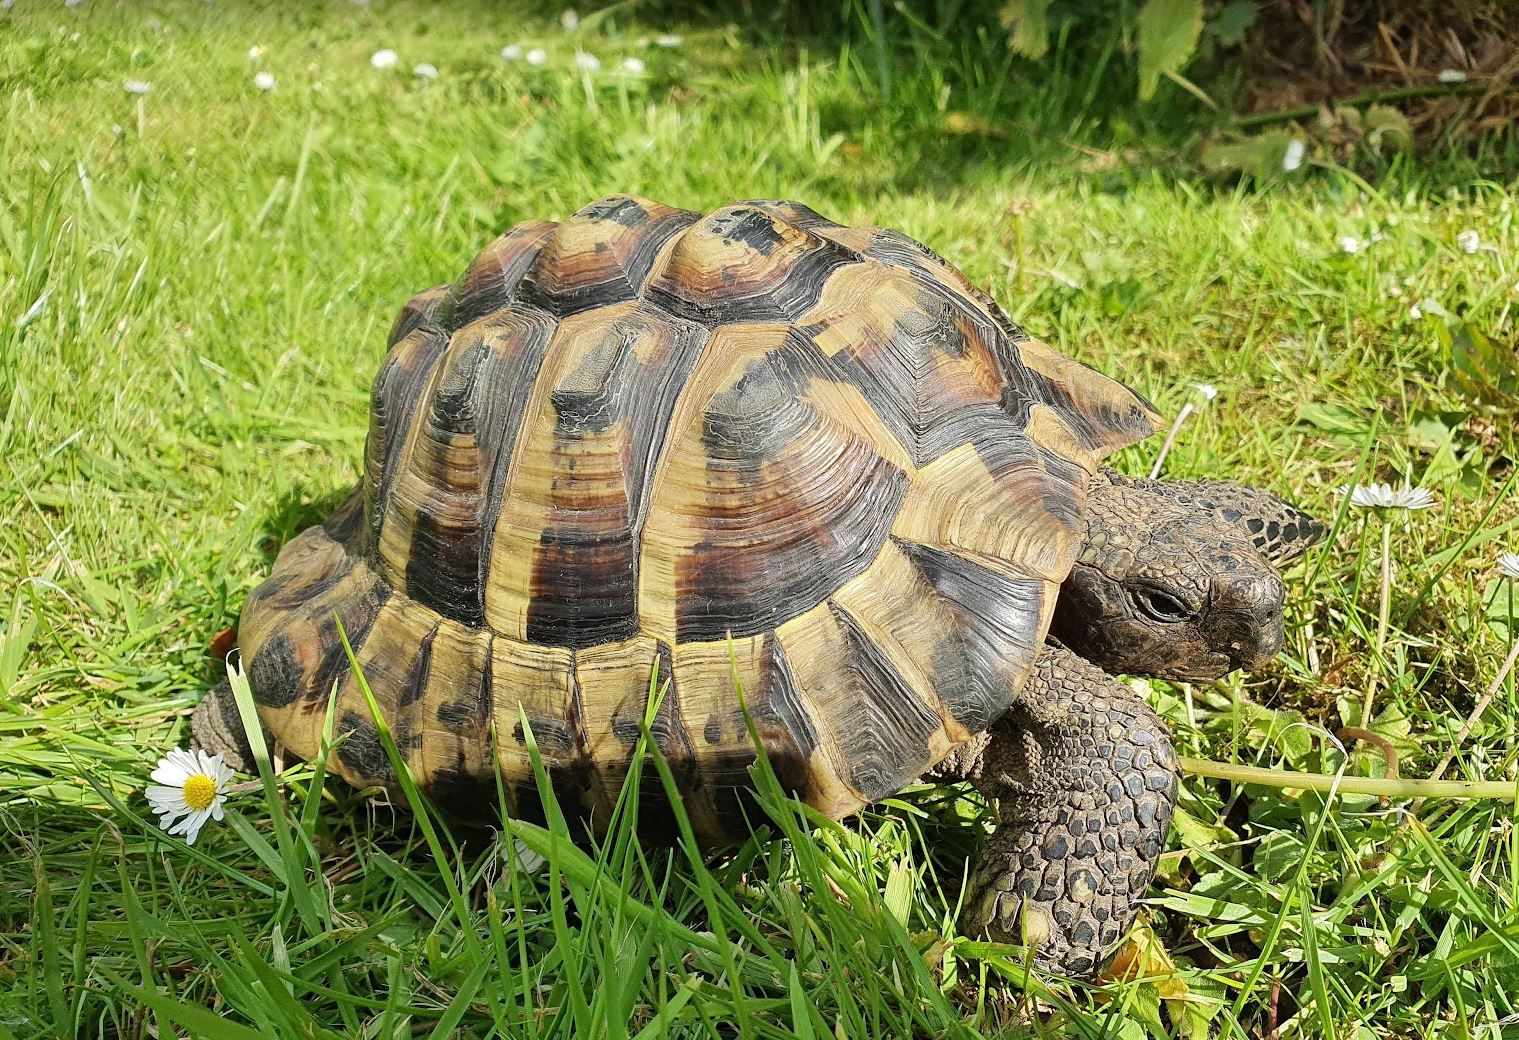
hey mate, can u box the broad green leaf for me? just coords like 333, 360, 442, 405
998, 0, 1054, 59
1137, 0, 1203, 100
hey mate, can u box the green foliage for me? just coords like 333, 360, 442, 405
1000, 0, 1238, 101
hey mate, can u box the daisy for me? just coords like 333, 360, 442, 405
1339, 235, 1362, 254
145, 748, 234, 845
249, 45, 265, 61
123, 79, 152, 95
370, 48, 398, 70
1282, 138, 1305, 172
655, 33, 683, 47
1337, 482, 1437, 510
1499, 553, 1519, 581
1457, 229, 1482, 254
573, 51, 600, 72
413, 62, 438, 80
501, 44, 522, 61
622, 56, 646, 74
526, 48, 547, 66
254, 71, 276, 91
1437, 69, 1467, 84
1338, 481, 1435, 724
561, 8, 579, 30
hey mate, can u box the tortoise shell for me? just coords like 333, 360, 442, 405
235, 196, 1160, 841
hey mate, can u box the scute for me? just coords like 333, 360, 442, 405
235, 195, 1160, 843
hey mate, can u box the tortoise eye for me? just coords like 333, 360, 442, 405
1131, 587, 1193, 624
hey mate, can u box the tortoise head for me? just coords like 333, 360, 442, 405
1049, 472, 1325, 682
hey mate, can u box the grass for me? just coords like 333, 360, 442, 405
2, 1, 1518, 1036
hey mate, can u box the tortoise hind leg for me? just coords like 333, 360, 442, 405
190, 680, 259, 775
963, 643, 1179, 975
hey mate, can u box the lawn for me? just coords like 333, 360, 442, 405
3, 1, 1519, 1037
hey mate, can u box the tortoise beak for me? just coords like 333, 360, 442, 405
1207, 574, 1286, 673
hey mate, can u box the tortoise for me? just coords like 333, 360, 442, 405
193, 195, 1325, 974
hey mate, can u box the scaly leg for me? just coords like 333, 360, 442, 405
190, 681, 258, 775
961, 642, 1179, 975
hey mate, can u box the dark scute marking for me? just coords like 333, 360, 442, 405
408, 506, 485, 627
1222, 507, 1242, 523
549, 329, 633, 437
1282, 523, 1298, 543
248, 633, 302, 709
520, 203, 698, 317
428, 767, 500, 822
703, 714, 724, 744
305, 581, 391, 709
527, 530, 641, 649
512, 714, 578, 758
892, 537, 1043, 733
248, 571, 295, 607
436, 701, 476, 728
1266, 520, 1281, 541
714, 207, 786, 254
1246, 517, 1265, 534
584, 196, 649, 227
398, 623, 439, 707
757, 632, 822, 762
824, 602, 942, 802
739, 199, 839, 231
335, 710, 396, 785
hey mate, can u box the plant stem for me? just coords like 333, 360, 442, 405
1230, 81, 1513, 129
1148, 402, 1194, 478
1362, 519, 1392, 726
1425, 635, 1519, 786
1178, 756, 1517, 800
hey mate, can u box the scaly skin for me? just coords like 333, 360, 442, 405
959, 642, 1180, 975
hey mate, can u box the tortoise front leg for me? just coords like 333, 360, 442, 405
190, 680, 259, 775
962, 642, 1179, 975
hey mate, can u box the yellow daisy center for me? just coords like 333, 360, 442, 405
181, 774, 218, 811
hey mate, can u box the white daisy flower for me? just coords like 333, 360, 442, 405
573, 51, 600, 72
526, 47, 547, 66
370, 48, 399, 70
145, 748, 235, 845
123, 79, 152, 95
1499, 553, 1519, 581
655, 33, 683, 47
254, 71, 276, 91
1282, 138, 1305, 172
560, 8, 579, 30
501, 44, 523, 61
249, 45, 265, 61
1193, 383, 1218, 402
413, 62, 438, 80
622, 56, 646, 74
1457, 229, 1482, 254
1336, 482, 1437, 511
1339, 235, 1362, 254
1437, 69, 1467, 84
